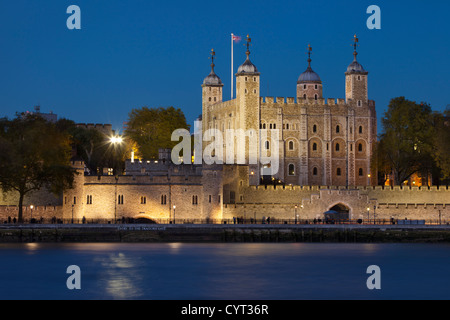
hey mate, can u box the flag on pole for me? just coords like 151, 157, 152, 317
232, 34, 241, 43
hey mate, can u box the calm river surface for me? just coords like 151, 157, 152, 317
0, 242, 449, 300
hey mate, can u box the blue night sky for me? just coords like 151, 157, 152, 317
0, 0, 449, 134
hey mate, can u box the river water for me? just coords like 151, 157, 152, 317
0, 242, 449, 300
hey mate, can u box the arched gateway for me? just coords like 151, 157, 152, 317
324, 203, 350, 221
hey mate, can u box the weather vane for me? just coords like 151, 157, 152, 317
352, 34, 359, 59
245, 34, 252, 56
307, 44, 312, 66
209, 48, 215, 71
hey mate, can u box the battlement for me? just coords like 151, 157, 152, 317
83, 172, 203, 185
76, 123, 113, 132
125, 160, 203, 176
260, 97, 348, 107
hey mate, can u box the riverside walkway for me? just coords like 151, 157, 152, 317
1, 223, 450, 243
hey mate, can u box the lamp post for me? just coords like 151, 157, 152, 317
110, 135, 123, 224
373, 205, 376, 225
294, 205, 298, 224
114, 175, 119, 224
173, 205, 176, 224
30, 205, 34, 223
367, 207, 370, 224
71, 204, 74, 224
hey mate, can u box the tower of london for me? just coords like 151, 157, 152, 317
202, 35, 377, 187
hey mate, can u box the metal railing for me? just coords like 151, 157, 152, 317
2, 217, 449, 226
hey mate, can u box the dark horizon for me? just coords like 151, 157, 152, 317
1, 0, 449, 133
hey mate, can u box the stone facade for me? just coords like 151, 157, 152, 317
202, 42, 377, 187
2, 39, 448, 224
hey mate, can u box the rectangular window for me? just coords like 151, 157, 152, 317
86, 195, 92, 205
230, 191, 236, 204
209, 195, 212, 203
73, 196, 77, 205
140, 196, 146, 204
161, 195, 167, 205
192, 195, 198, 205
118, 195, 124, 205
218, 195, 221, 203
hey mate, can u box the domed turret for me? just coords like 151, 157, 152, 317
202, 49, 223, 131
345, 35, 369, 104
237, 57, 259, 74
297, 66, 321, 83
346, 60, 367, 74
203, 49, 223, 86
236, 35, 259, 75
297, 44, 323, 102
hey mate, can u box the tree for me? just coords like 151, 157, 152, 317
125, 106, 190, 159
432, 107, 450, 181
0, 114, 76, 222
70, 126, 129, 175
376, 97, 435, 185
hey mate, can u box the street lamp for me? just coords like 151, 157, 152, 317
110, 136, 123, 144
30, 205, 34, 223
367, 207, 370, 223
173, 205, 176, 224
294, 205, 298, 224
373, 205, 376, 225
71, 204, 74, 224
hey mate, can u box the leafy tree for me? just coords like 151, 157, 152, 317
376, 97, 435, 185
432, 107, 450, 180
70, 126, 129, 175
125, 106, 190, 159
0, 114, 76, 222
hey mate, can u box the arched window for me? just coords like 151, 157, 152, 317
286, 123, 289, 130
288, 141, 294, 150
273, 124, 276, 129
288, 164, 295, 176
358, 100, 362, 107
312, 142, 317, 151
314, 94, 318, 100
265, 141, 270, 150
270, 124, 273, 129
303, 94, 307, 99
208, 97, 211, 101
359, 126, 363, 134
337, 168, 341, 176
313, 167, 318, 176
214, 97, 216, 102
335, 143, 340, 152
359, 168, 363, 176
336, 125, 340, 133
263, 123, 266, 129
313, 124, 317, 133
358, 143, 363, 152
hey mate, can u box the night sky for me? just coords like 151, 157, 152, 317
0, 0, 449, 134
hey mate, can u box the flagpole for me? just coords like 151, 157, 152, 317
231, 33, 234, 99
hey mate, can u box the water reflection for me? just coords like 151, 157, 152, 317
1, 242, 450, 299
94, 252, 144, 299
